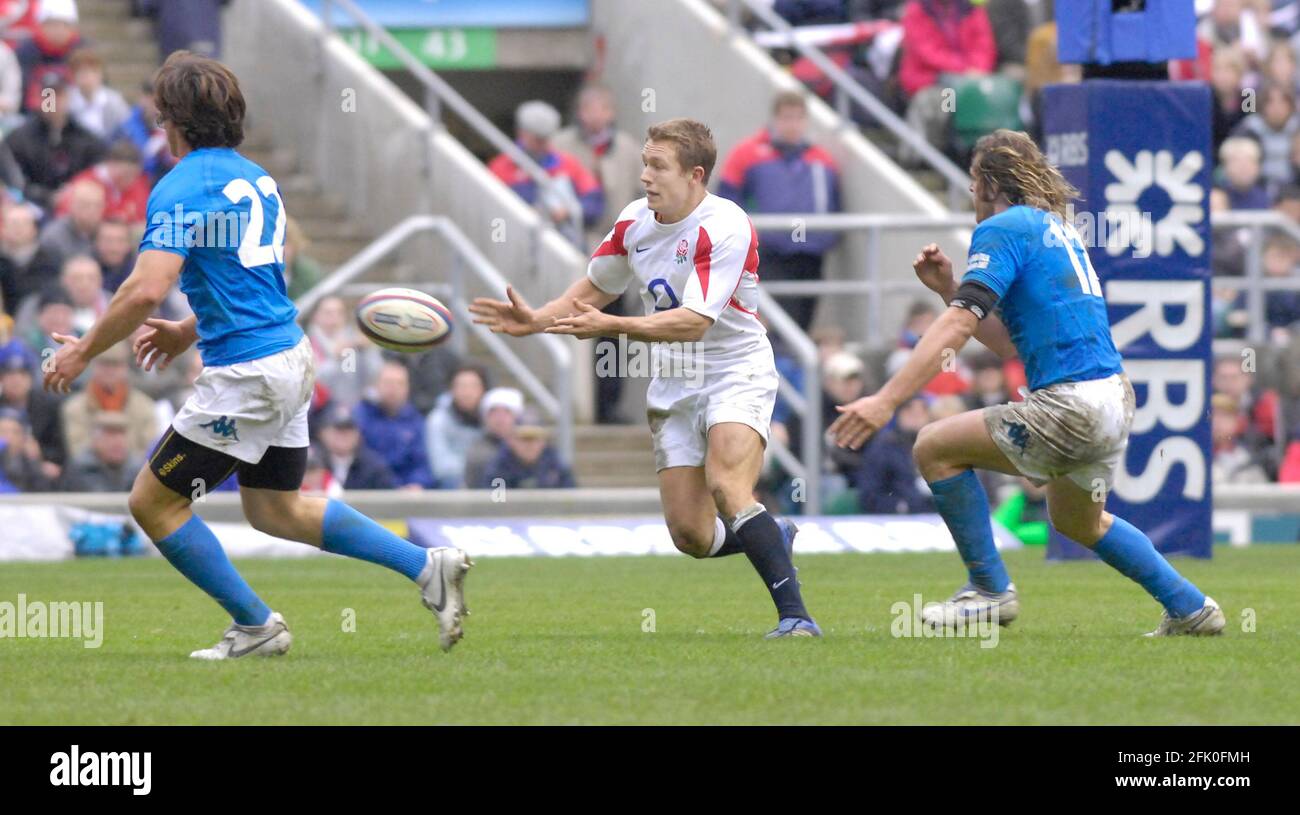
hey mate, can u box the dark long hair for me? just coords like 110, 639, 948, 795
153, 50, 245, 149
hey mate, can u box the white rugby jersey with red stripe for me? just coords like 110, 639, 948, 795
586, 194, 773, 380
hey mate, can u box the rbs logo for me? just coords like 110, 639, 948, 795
1108, 281, 1206, 502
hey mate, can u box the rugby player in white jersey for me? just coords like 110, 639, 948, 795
471, 118, 819, 637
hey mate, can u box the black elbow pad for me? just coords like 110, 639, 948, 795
949, 280, 999, 321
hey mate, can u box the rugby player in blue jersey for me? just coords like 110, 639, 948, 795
829, 130, 1222, 637
43, 52, 471, 658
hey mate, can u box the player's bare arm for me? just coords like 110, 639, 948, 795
469, 276, 617, 336
43, 250, 184, 394
828, 306, 978, 450
914, 243, 1017, 360
547, 299, 711, 343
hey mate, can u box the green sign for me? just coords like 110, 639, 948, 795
341, 27, 497, 70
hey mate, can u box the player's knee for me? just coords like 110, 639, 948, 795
667, 523, 712, 558
912, 424, 944, 478
126, 485, 152, 527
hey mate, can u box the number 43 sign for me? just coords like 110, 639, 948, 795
342, 27, 498, 70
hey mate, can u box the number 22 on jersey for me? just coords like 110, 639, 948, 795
223, 176, 286, 269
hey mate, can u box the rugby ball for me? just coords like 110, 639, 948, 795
355, 288, 453, 352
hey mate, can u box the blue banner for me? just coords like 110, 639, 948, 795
1056, 0, 1196, 65
299, 0, 590, 28
1042, 80, 1213, 559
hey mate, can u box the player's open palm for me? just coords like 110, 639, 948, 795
828, 394, 895, 450
134, 317, 195, 371
913, 243, 954, 295
469, 286, 538, 337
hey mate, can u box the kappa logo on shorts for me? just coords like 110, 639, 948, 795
1003, 419, 1031, 453
199, 415, 240, 442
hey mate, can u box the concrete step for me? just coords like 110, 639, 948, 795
308, 237, 372, 266
575, 472, 660, 489
279, 190, 348, 219
572, 450, 656, 475
242, 147, 299, 177
94, 40, 161, 67
79, 17, 155, 43
574, 425, 653, 453
81, 0, 134, 20
292, 216, 371, 243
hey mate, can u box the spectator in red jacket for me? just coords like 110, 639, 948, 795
718, 91, 842, 329
899, 0, 996, 163
1279, 425, 1300, 483
0, 0, 41, 41
488, 99, 604, 247
14, 0, 85, 113
55, 140, 150, 227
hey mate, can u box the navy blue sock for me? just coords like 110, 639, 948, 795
1093, 515, 1205, 617
320, 500, 428, 581
734, 506, 809, 621
155, 515, 271, 626
928, 470, 1011, 594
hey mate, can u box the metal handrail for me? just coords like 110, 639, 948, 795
756, 291, 823, 512
296, 215, 574, 464
319, 0, 583, 239
748, 209, 1300, 347
729, 0, 971, 210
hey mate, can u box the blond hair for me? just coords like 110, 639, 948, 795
646, 118, 717, 183
971, 129, 1080, 220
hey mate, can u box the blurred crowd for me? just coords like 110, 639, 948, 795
5, 0, 1299, 504
0, 0, 575, 495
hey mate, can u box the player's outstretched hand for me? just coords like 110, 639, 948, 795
134, 317, 196, 372
545, 298, 611, 340
469, 286, 538, 337
42, 333, 88, 394
827, 394, 895, 450
913, 243, 954, 296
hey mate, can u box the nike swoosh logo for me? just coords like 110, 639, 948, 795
429, 556, 446, 611
772, 577, 790, 590
635, 246, 650, 253
229, 626, 281, 657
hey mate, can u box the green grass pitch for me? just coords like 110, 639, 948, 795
2, 546, 1296, 724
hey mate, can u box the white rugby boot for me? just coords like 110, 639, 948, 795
190, 612, 292, 660
922, 583, 1020, 629
1145, 596, 1225, 637
417, 546, 473, 652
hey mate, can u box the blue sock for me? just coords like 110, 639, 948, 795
1093, 516, 1205, 617
928, 470, 1011, 594
320, 500, 428, 581
155, 515, 271, 627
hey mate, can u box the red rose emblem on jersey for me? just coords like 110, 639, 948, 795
675, 239, 689, 264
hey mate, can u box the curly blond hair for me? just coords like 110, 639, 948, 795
971, 129, 1080, 220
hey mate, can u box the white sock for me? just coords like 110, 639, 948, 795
707, 517, 727, 557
